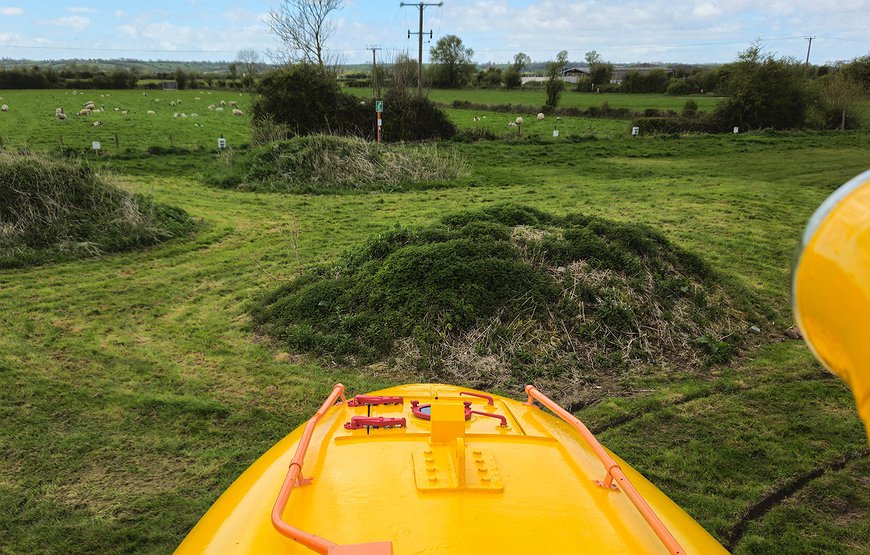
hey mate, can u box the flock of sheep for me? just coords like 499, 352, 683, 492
0, 91, 246, 128
472, 112, 547, 128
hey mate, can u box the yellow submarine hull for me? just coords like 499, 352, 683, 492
176, 384, 727, 554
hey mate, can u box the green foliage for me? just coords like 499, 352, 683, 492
714, 46, 811, 130
0, 153, 194, 267
252, 64, 370, 138
428, 34, 475, 88
842, 54, 870, 88
621, 69, 671, 93
206, 134, 467, 193
503, 68, 522, 89
668, 78, 696, 96
253, 203, 752, 393
683, 99, 699, 117
589, 63, 614, 87
814, 71, 868, 130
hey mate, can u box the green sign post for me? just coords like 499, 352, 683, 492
375, 100, 384, 113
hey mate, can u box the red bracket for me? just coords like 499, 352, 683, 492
347, 395, 404, 407
344, 416, 407, 430
469, 410, 507, 427
460, 391, 494, 405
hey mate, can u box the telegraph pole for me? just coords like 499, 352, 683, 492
401, 1, 443, 94
367, 44, 382, 98
804, 36, 815, 67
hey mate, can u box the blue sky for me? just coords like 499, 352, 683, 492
1, 1, 869, 65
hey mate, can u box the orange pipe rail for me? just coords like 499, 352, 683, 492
271, 384, 346, 553
524, 385, 685, 555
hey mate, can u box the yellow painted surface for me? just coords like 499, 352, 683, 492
176, 384, 727, 554
794, 169, 870, 441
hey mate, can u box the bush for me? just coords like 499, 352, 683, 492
0, 153, 194, 267
683, 99, 699, 117
632, 116, 722, 134
381, 89, 456, 142
205, 134, 467, 193
253, 203, 756, 403
252, 64, 371, 138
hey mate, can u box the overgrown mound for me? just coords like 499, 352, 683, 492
208, 134, 468, 193
0, 153, 195, 268
253, 204, 755, 405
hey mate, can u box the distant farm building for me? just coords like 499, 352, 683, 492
521, 66, 590, 85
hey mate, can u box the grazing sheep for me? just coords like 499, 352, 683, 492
147, 110, 155, 114
232, 108, 244, 116
219, 100, 226, 106
57, 113, 66, 121
170, 101, 177, 107
114, 107, 120, 111
207, 104, 215, 110
92, 121, 102, 127
1, 105, 9, 112
55, 107, 65, 117
190, 113, 198, 117
507, 122, 517, 128
121, 110, 128, 115
515, 116, 524, 125
472, 116, 481, 122
229, 101, 238, 107
215, 107, 224, 112
76, 109, 90, 116
173, 112, 180, 118
537, 112, 545, 120
180, 113, 188, 118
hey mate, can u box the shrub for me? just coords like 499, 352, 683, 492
632, 116, 722, 134
683, 99, 699, 117
667, 78, 696, 96
381, 89, 456, 142
0, 153, 194, 267
205, 134, 467, 193
253, 203, 756, 404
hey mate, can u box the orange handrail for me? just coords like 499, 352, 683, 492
271, 384, 393, 555
525, 385, 685, 555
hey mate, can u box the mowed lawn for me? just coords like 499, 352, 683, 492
1, 91, 869, 554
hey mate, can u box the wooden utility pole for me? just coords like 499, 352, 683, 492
400, 1, 443, 94
367, 45, 382, 98
805, 36, 815, 67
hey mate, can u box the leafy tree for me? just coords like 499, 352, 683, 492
620, 69, 669, 93
843, 54, 870, 88
429, 34, 475, 88
714, 45, 811, 130
513, 52, 531, 72
266, 0, 343, 68
477, 67, 503, 88
174, 69, 188, 90
545, 50, 569, 109
584, 50, 601, 65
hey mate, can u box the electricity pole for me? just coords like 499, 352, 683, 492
804, 36, 815, 67
400, 1, 443, 95
367, 44, 382, 98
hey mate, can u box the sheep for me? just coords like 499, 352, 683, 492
121, 110, 128, 115
229, 101, 238, 107
147, 110, 155, 114
472, 116, 481, 122
232, 108, 244, 116
190, 113, 198, 117
57, 113, 66, 121
515, 116, 524, 125
207, 104, 215, 110
55, 107, 64, 116
173, 112, 180, 118
2, 104, 9, 112
180, 113, 188, 118
76, 109, 90, 116
114, 107, 120, 111
537, 112, 545, 120
215, 107, 224, 112
219, 100, 226, 106
92, 121, 102, 127
507, 122, 517, 128
170, 101, 177, 107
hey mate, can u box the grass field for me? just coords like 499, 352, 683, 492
1, 88, 870, 554
347, 86, 724, 112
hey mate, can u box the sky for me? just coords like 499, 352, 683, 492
1, 0, 869, 66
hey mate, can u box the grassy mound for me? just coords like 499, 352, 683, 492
207, 134, 468, 193
253, 204, 757, 405
0, 153, 195, 268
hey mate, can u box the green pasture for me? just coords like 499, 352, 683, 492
1, 87, 869, 554
0, 89, 252, 152
447, 107, 630, 138
347, 86, 724, 112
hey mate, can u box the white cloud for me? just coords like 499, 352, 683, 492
0, 7, 22, 15
39, 15, 90, 30
114, 10, 126, 18
67, 6, 96, 14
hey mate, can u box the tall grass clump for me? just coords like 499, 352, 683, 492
207, 134, 468, 193
253, 204, 759, 405
0, 152, 195, 268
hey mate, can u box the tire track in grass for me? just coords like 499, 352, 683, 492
723, 448, 870, 552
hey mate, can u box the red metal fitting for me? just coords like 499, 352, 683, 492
469, 410, 507, 427
459, 391, 495, 405
344, 416, 407, 430
347, 395, 404, 407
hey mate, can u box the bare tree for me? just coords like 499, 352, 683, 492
265, 0, 344, 68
